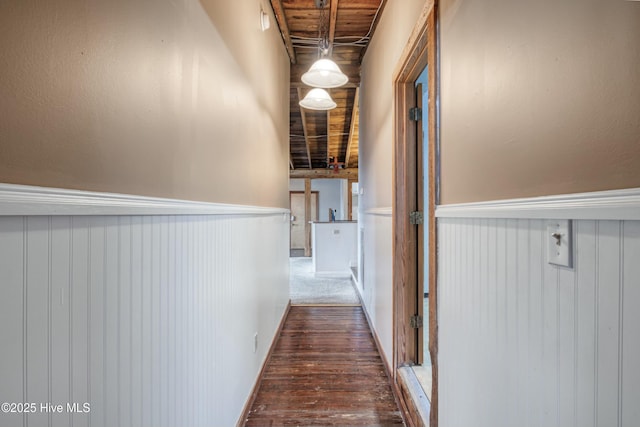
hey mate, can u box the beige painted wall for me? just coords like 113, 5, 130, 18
359, 0, 426, 212
359, 0, 426, 368
0, 0, 290, 208
440, 0, 640, 203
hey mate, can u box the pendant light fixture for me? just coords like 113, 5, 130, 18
302, 58, 349, 88
300, 0, 348, 89
299, 88, 337, 110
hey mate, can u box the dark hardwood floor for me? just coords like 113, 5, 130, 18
244, 306, 405, 426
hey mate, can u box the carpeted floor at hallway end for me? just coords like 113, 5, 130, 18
289, 257, 360, 305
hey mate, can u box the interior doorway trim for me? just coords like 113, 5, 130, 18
391, 1, 438, 426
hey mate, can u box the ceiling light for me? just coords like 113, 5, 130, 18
299, 88, 337, 110
302, 59, 349, 88
300, 1, 349, 89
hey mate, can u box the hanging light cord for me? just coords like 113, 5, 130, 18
317, 3, 329, 58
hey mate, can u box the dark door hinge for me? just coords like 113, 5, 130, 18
410, 315, 423, 329
409, 107, 422, 121
410, 211, 424, 225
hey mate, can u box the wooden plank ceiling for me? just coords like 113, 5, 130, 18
271, 0, 384, 176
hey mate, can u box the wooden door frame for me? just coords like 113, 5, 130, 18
392, 1, 438, 426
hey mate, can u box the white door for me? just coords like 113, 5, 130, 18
290, 192, 318, 249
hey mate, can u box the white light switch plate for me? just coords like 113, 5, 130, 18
547, 220, 572, 268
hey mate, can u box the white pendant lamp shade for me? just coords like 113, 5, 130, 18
299, 88, 337, 110
301, 58, 349, 88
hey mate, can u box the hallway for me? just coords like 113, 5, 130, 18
1, 1, 639, 426
243, 306, 404, 426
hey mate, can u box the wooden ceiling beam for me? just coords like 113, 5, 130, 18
328, 0, 339, 55
345, 87, 359, 168
290, 168, 358, 179
327, 108, 331, 164
270, 0, 297, 64
297, 88, 313, 169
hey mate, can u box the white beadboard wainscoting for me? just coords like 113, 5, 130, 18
0, 186, 290, 427
358, 207, 394, 367
437, 190, 640, 427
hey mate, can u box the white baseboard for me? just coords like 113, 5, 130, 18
313, 271, 352, 278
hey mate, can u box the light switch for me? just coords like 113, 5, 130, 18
547, 220, 572, 268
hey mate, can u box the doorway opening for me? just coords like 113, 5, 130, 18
288, 179, 360, 306
289, 190, 318, 257
392, 2, 438, 426
411, 66, 433, 401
